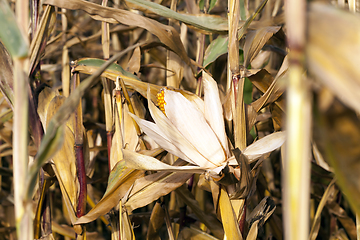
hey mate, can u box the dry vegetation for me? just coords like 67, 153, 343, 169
0, 0, 360, 239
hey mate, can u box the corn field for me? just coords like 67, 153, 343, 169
0, 0, 360, 239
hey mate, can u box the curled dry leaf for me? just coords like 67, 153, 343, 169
126, 46, 141, 74
146, 201, 165, 240
0, 42, 13, 108
245, 197, 276, 239
75, 161, 143, 225
243, 26, 281, 68
38, 91, 78, 209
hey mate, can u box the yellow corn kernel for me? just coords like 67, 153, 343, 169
157, 89, 166, 114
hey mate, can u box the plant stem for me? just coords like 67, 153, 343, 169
72, 71, 87, 220
13, 0, 31, 238
284, 0, 311, 239
13, 58, 32, 240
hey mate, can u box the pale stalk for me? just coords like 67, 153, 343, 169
101, 0, 113, 172
284, 0, 311, 239
62, 8, 70, 97
13, 57, 32, 240
13, 0, 31, 238
228, 0, 246, 150
227, 0, 239, 91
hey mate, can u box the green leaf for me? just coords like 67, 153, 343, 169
209, 0, 218, 12
203, 36, 228, 68
0, 0, 28, 58
243, 77, 252, 104
76, 58, 140, 81
125, 0, 228, 33
75, 58, 162, 103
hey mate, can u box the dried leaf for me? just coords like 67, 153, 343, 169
29, 5, 56, 75
37, 87, 58, 128
0, 43, 13, 108
124, 159, 193, 212
43, 95, 78, 207
146, 202, 164, 240
28, 46, 140, 199
309, 178, 336, 240
177, 227, 220, 240
126, 47, 141, 74
245, 197, 276, 239
248, 66, 286, 113
246, 219, 259, 240
123, 149, 206, 173
75, 161, 143, 224
242, 131, 285, 163
120, 210, 136, 240
243, 26, 281, 68
175, 185, 224, 239
74, 58, 161, 103
218, 185, 243, 239
44, 0, 191, 67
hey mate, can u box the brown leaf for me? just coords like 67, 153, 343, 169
0, 42, 13, 108
43, 95, 78, 209
175, 185, 224, 239
126, 46, 141, 74
218, 185, 243, 240
177, 227, 220, 240
44, 0, 191, 68
124, 159, 192, 212
75, 161, 143, 224
146, 202, 164, 240
243, 26, 281, 68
